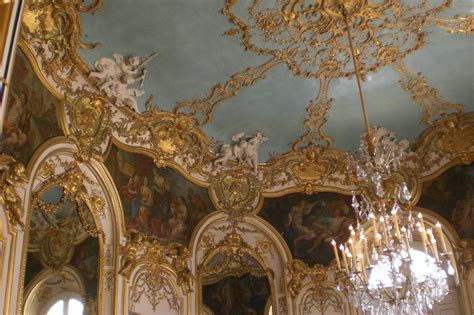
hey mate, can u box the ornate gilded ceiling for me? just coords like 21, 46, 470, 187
0, 1, 473, 314
70, 0, 474, 158
9, 0, 474, 214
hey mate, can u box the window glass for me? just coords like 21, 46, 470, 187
47, 300, 64, 315
68, 299, 84, 315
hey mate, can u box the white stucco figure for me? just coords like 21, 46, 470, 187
214, 132, 268, 172
89, 53, 158, 111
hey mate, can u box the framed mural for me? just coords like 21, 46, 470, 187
105, 145, 215, 245
418, 163, 474, 239
0, 50, 62, 165
259, 192, 356, 266
203, 273, 270, 315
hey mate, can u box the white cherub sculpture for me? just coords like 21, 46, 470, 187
89, 53, 158, 111
214, 132, 268, 172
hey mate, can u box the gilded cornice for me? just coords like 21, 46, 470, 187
15, 0, 474, 216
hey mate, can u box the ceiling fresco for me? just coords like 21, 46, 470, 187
77, 0, 473, 159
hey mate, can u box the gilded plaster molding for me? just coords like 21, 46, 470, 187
0, 154, 27, 228
16, 0, 474, 206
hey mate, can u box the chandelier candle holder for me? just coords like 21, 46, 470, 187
330, 2, 459, 314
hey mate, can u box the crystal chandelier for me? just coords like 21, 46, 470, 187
331, 3, 459, 315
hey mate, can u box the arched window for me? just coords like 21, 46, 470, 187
44, 294, 84, 315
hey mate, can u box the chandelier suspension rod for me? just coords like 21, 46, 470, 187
341, 8, 374, 154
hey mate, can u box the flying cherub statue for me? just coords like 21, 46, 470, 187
89, 52, 158, 111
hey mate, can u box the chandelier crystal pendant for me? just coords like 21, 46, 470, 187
331, 3, 459, 315
333, 127, 459, 315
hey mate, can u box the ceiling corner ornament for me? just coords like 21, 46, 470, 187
67, 95, 113, 160
223, 0, 452, 79
120, 230, 194, 294
21, 0, 102, 88
210, 169, 260, 218
0, 154, 27, 228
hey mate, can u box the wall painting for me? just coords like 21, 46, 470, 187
259, 192, 356, 266
105, 145, 215, 246
417, 163, 474, 239
1, 49, 63, 165
203, 273, 270, 315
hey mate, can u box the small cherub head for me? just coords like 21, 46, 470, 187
127, 55, 140, 67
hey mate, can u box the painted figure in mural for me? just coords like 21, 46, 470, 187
0, 90, 28, 152
89, 53, 158, 111
453, 186, 474, 238
203, 274, 270, 315
137, 177, 153, 232
107, 146, 214, 245
187, 187, 207, 224
418, 164, 474, 239
168, 196, 188, 240
152, 168, 169, 194
214, 132, 268, 172
260, 192, 355, 265
120, 173, 141, 222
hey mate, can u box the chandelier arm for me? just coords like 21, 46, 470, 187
340, 6, 375, 155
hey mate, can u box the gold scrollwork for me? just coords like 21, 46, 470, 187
263, 145, 355, 194
120, 229, 194, 294
21, 0, 103, 88
0, 154, 28, 227
393, 60, 464, 126
32, 163, 105, 237
67, 95, 113, 160
115, 111, 212, 172
130, 268, 179, 312
429, 15, 474, 35
210, 169, 260, 218
291, 78, 334, 150
223, 0, 452, 78
288, 261, 329, 297
415, 113, 474, 174
199, 231, 270, 281
288, 260, 342, 313
174, 58, 281, 125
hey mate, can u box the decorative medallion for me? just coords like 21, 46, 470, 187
211, 170, 260, 217
40, 230, 74, 269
